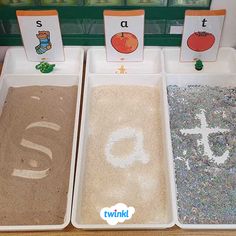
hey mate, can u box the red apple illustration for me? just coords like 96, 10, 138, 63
111, 32, 138, 54
187, 32, 215, 52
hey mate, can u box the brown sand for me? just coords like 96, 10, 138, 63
80, 85, 170, 224
0, 85, 77, 225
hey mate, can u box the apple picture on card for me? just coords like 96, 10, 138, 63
111, 32, 138, 54
104, 10, 144, 61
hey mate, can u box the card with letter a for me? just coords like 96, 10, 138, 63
16, 10, 64, 61
104, 10, 144, 62
181, 9, 226, 61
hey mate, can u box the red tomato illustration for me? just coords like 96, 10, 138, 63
111, 32, 138, 54
187, 32, 215, 52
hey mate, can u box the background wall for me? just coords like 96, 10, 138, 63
0, 0, 236, 62
211, 0, 236, 48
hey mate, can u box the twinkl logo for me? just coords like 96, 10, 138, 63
100, 203, 135, 225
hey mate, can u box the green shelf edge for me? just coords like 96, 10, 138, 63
0, 34, 182, 46
0, 5, 210, 19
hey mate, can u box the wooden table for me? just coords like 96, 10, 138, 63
0, 224, 236, 236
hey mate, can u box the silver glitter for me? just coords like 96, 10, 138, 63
167, 85, 236, 224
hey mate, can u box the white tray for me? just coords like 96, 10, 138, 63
163, 47, 236, 74
87, 46, 163, 74
0, 46, 84, 231
71, 46, 176, 229
2, 46, 83, 76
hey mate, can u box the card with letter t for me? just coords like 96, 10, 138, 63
104, 10, 144, 62
16, 10, 64, 61
181, 9, 226, 61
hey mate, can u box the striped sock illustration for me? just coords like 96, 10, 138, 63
35, 31, 52, 55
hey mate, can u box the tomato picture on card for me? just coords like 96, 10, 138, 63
111, 32, 138, 54
187, 31, 215, 52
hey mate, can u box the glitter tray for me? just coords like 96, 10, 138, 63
0, 47, 84, 231
165, 74, 236, 230
161, 47, 236, 230
71, 47, 176, 229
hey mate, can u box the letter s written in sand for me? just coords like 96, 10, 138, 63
12, 121, 61, 180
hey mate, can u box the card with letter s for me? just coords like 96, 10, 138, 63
16, 10, 64, 61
